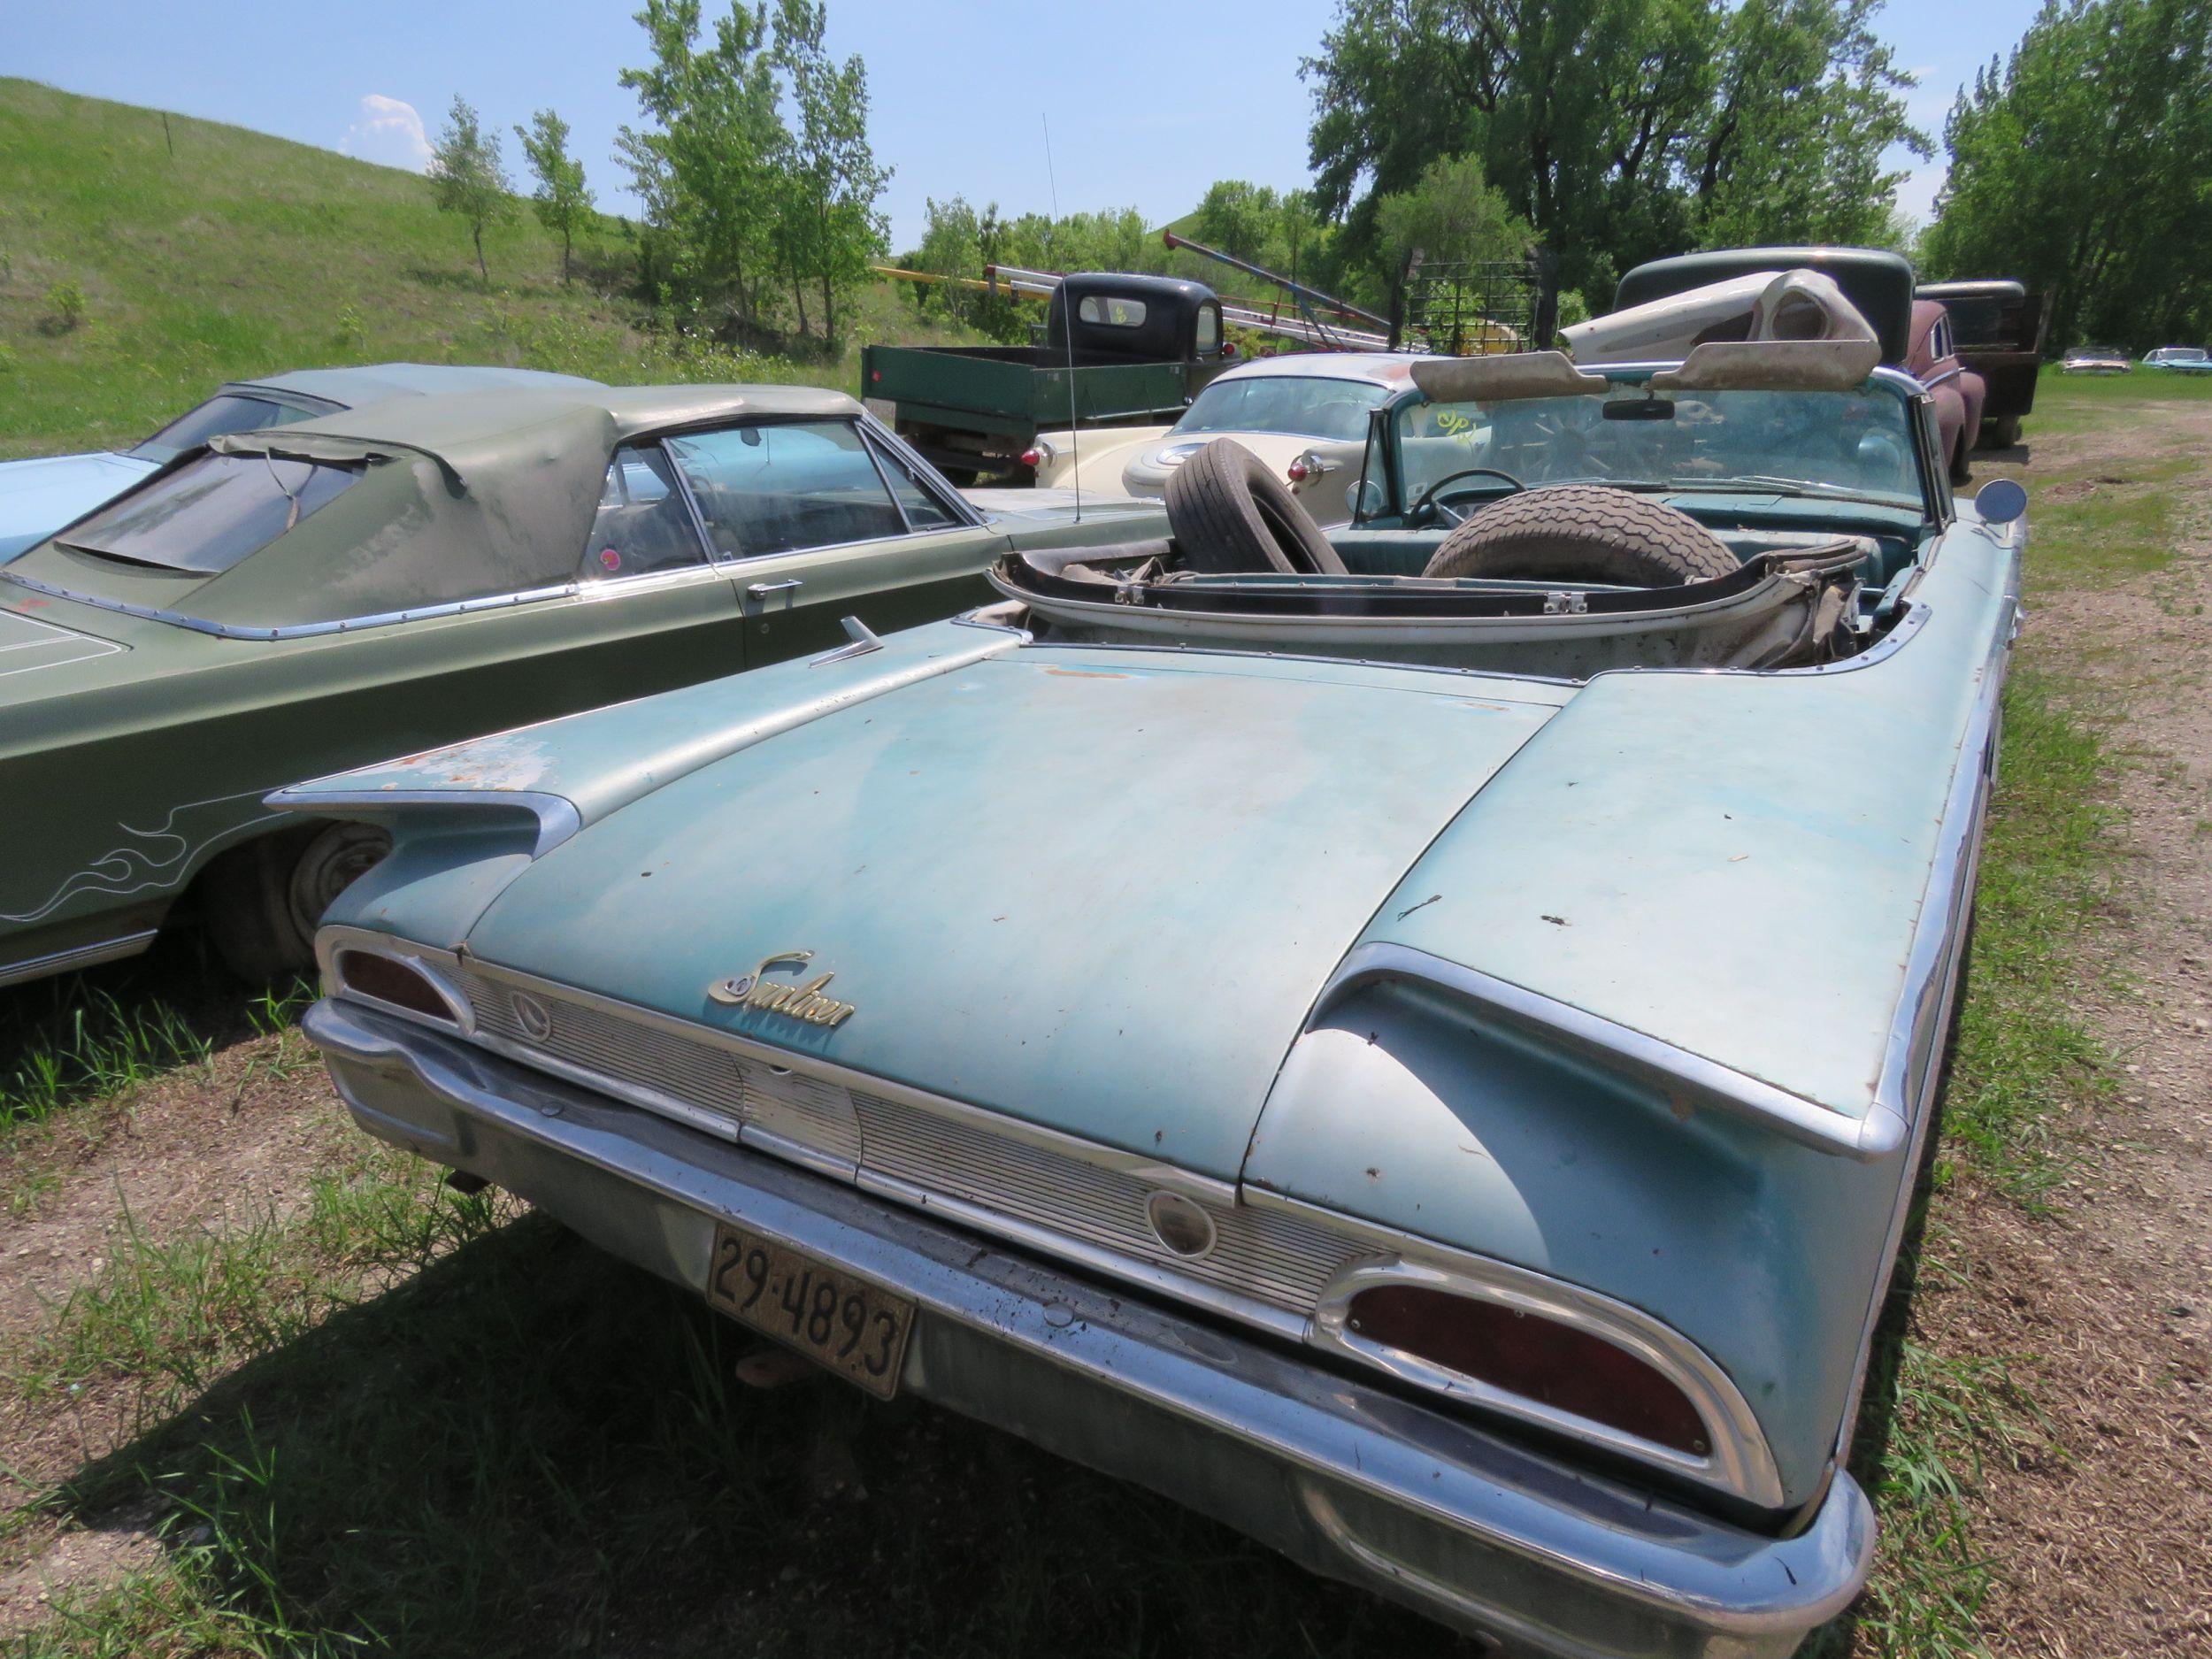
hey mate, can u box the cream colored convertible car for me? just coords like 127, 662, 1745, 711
1029, 352, 1437, 527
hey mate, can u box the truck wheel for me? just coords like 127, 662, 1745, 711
1166, 440, 1346, 575
1421, 485, 1736, 586
202, 821, 392, 982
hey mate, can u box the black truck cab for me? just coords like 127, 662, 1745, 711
1042, 273, 1229, 366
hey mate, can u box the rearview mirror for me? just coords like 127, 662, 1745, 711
1973, 478, 2027, 526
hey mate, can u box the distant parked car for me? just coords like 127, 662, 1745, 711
0, 365, 606, 563
1907, 300, 1988, 486
0, 384, 1161, 988
2145, 346, 2212, 373
2062, 344, 2133, 374
1028, 352, 1437, 527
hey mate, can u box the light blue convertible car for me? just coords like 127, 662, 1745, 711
0, 363, 602, 560
285, 301, 2023, 1654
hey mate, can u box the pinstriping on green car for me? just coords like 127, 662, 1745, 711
0, 383, 1161, 987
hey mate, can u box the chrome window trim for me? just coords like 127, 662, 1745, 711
0, 568, 582, 642
1299, 1234, 1784, 1508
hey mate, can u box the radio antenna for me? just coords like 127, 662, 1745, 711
1043, 112, 1079, 521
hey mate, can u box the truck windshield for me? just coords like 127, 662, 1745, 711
1395, 387, 1924, 509
1175, 376, 1392, 443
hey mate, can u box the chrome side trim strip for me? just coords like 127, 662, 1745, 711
1312, 942, 1902, 1160
269, 787, 583, 858
0, 570, 580, 641
1830, 548, 2020, 1461
0, 927, 158, 988
447, 953, 1242, 1207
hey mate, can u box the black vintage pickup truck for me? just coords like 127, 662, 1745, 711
860, 273, 1233, 484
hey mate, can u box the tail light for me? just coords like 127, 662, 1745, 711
1286, 451, 1327, 485
1344, 1284, 1709, 1455
334, 949, 463, 1026
1021, 442, 1056, 469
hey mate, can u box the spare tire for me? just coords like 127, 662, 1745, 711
1421, 484, 1736, 587
1165, 439, 1346, 576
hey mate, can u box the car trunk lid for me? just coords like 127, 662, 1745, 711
463, 649, 1566, 1179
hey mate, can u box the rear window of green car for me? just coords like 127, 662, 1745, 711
58, 451, 365, 574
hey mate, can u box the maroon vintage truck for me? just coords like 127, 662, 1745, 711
1916, 279, 2050, 450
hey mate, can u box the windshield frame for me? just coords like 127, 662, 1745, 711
1169, 373, 1395, 445
1368, 363, 1940, 524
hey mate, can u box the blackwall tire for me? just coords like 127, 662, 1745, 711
203, 821, 392, 982
1165, 439, 1346, 575
1421, 484, 1737, 586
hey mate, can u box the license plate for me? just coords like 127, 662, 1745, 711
703, 1223, 915, 1400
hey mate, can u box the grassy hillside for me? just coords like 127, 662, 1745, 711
0, 79, 970, 459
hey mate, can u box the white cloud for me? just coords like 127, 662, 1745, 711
339, 94, 432, 173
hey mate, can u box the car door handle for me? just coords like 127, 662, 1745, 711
745, 579, 803, 598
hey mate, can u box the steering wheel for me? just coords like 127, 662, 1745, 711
1408, 466, 1526, 526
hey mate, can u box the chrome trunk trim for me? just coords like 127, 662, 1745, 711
305, 994, 1873, 1658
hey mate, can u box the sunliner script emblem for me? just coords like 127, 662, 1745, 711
709, 951, 856, 1028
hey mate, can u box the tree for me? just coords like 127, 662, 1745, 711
618, 0, 790, 334
1374, 153, 1531, 273
514, 109, 594, 283
428, 96, 515, 283
1923, 0, 2212, 349
772, 0, 891, 343
1303, 0, 1926, 329
1192, 180, 1282, 263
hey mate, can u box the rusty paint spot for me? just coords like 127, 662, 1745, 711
1541, 914, 1570, 926
1043, 667, 1130, 679
1397, 893, 1441, 920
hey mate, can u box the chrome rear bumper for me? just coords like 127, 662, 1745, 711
306, 996, 1870, 1658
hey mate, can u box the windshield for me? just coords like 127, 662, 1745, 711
129, 392, 325, 464
2074, 346, 2123, 357
1174, 375, 1392, 443
58, 450, 365, 573
1394, 386, 1924, 511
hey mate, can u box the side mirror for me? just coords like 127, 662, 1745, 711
1348, 477, 1386, 523
1973, 478, 2027, 526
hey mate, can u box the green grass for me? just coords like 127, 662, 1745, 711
1825, 392, 2200, 1654
7, 1206, 1459, 1658
0, 79, 980, 461
0, 964, 313, 1140
2026, 363, 2212, 438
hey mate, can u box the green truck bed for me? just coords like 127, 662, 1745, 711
861, 343, 1223, 481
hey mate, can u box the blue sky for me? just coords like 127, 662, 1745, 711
9, 0, 2039, 250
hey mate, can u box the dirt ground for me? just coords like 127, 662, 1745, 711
1, 409, 2209, 1654
1909, 411, 2212, 1657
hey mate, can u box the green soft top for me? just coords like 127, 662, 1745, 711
6, 383, 863, 633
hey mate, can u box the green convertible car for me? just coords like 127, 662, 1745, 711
0, 384, 1160, 986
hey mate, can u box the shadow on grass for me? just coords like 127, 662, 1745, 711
0, 929, 303, 1134
42, 1215, 1479, 1658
